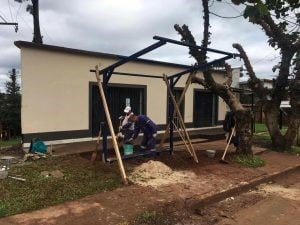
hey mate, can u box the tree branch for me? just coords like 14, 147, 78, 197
259, 14, 292, 49
232, 43, 267, 99
223, 63, 233, 87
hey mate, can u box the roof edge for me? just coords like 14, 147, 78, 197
14, 41, 227, 73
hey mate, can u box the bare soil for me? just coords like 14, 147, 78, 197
0, 140, 299, 225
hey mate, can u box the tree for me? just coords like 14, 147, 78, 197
223, 0, 300, 150
15, 0, 43, 44
2, 69, 21, 138
174, 0, 253, 154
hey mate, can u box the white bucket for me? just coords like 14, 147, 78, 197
206, 150, 216, 158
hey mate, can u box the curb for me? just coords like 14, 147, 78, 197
0, 146, 13, 151
191, 164, 300, 209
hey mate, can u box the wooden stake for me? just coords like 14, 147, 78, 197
172, 121, 192, 155
91, 123, 102, 162
159, 71, 195, 148
163, 74, 199, 163
95, 65, 128, 185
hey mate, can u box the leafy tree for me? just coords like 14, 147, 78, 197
223, 0, 300, 150
175, 0, 253, 154
15, 0, 43, 44
1, 69, 21, 138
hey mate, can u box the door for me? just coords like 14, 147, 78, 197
91, 85, 146, 136
193, 90, 218, 127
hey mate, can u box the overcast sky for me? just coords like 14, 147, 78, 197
0, 0, 281, 92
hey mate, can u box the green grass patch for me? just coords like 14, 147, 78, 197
255, 123, 268, 133
254, 123, 287, 135
0, 155, 120, 217
232, 154, 266, 168
134, 210, 174, 225
137, 211, 157, 224
288, 146, 300, 155
0, 137, 21, 147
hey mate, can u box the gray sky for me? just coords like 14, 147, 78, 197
0, 0, 281, 92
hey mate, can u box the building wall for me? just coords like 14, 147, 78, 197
19, 44, 229, 144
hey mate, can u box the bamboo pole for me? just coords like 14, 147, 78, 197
159, 71, 195, 148
94, 65, 128, 184
172, 121, 192, 155
163, 74, 199, 163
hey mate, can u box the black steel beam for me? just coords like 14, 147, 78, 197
169, 55, 232, 80
154, 36, 239, 57
90, 70, 163, 79
98, 40, 166, 75
0, 22, 18, 25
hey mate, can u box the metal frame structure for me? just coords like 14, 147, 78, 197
90, 36, 239, 162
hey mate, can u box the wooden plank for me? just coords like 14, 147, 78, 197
95, 65, 128, 184
163, 74, 199, 163
159, 71, 195, 148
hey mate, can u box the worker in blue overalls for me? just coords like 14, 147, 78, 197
128, 114, 157, 151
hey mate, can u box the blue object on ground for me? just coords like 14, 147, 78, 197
30, 138, 47, 153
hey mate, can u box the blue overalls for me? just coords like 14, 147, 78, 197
132, 115, 157, 150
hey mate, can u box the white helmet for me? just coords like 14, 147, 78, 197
124, 106, 131, 113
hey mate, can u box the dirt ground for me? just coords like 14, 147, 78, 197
0, 140, 299, 225
146, 168, 298, 225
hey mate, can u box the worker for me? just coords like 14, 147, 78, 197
128, 114, 157, 151
118, 106, 135, 143
223, 111, 238, 147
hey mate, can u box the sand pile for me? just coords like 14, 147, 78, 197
129, 160, 196, 187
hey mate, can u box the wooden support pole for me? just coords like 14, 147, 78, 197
95, 65, 128, 185
159, 71, 195, 148
163, 74, 199, 163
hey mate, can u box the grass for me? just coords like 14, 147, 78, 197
0, 154, 120, 217
288, 146, 300, 155
137, 211, 157, 224
254, 123, 269, 133
134, 210, 174, 225
0, 137, 21, 147
253, 123, 300, 152
232, 154, 266, 168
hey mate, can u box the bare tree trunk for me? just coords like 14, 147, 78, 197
284, 62, 300, 149
32, 0, 43, 44
263, 102, 286, 149
235, 109, 252, 154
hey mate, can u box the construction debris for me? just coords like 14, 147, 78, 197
23, 152, 48, 161
8, 176, 26, 182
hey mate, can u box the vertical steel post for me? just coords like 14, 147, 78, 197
168, 78, 174, 154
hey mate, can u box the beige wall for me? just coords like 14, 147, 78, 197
20, 45, 229, 137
